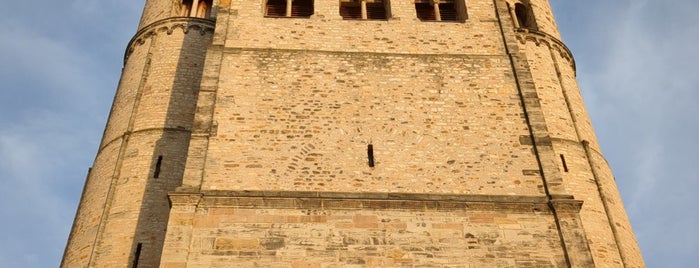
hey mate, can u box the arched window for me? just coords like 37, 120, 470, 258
514, 2, 536, 30
181, 0, 193, 17
181, 0, 213, 19
196, 0, 212, 18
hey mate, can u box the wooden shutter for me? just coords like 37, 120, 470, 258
266, 0, 287, 17
415, 2, 436, 21
366, 1, 387, 20
340, 1, 362, 20
291, 0, 314, 17
438, 2, 458, 21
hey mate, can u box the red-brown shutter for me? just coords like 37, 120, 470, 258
366, 1, 387, 20
266, 0, 287, 17
291, 0, 314, 17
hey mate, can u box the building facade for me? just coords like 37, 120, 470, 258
62, 0, 644, 267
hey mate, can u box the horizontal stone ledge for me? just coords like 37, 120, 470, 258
221, 46, 511, 59
169, 190, 577, 212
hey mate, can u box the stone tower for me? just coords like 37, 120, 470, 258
62, 0, 644, 267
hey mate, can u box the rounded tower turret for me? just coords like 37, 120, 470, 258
504, 0, 645, 266
61, 1, 215, 267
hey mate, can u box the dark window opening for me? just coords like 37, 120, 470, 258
154, 156, 163, 178
415, 2, 436, 21
415, 0, 465, 22
340, 1, 363, 19
340, 0, 388, 20
291, 0, 314, 17
266, 0, 314, 18
182, 0, 193, 16
181, 0, 212, 18
560, 154, 569, 173
514, 3, 536, 30
366, 1, 388, 19
438, 3, 458, 21
367, 144, 375, 167
132, 243, 143, 268
196, 0, 213, 18
266, 0, 287, 17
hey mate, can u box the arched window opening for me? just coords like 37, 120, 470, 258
181, 0, 213, 19
514, 3, 536, 30
181, 0, 193, 17
196, 0, 212, 18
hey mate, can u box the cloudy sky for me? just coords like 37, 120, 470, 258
0, 0, 696, 267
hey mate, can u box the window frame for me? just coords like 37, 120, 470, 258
264, 0, 315, 18
339, 0, 390, 21
414, 0, 467, 22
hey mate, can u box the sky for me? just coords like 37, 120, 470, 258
0, 1, 696, 267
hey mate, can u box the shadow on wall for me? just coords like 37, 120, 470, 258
129, 16, 213, 267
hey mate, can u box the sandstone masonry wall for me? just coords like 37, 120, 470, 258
161, 194, 572, 268
65, 0, 645, 267
62, 17, 214, 267
518, 14, 644, 266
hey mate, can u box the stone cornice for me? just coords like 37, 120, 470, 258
98, 127, 192, 153
169, 190, 582, 213
550, 137, 612, 168
515, 28, 577, 73
124, 17, 215, 63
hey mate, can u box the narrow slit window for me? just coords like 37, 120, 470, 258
132, 243, 143, 268
154, 156, 163, 178
560, 154, 569, 172
367, 144, 375, 167
415, 0, 466, 22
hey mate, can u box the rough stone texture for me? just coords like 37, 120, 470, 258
62, 17, 214, 267
197, 50, 541, 195
161, 194, 570, 268
63, 0, 645, 267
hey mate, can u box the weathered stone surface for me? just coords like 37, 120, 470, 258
62, 0, 645, 267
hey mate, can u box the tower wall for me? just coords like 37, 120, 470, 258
162, 194, 578, 267
138, 1, 176, 30
162, 0, 595, 266
65, 0, 645, 266
181, 0, 546, 196
62, 1, 214, 265
512, 1, 645, 266
527, 0, 561, 39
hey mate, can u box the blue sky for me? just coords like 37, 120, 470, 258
0, 1, 697, 267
